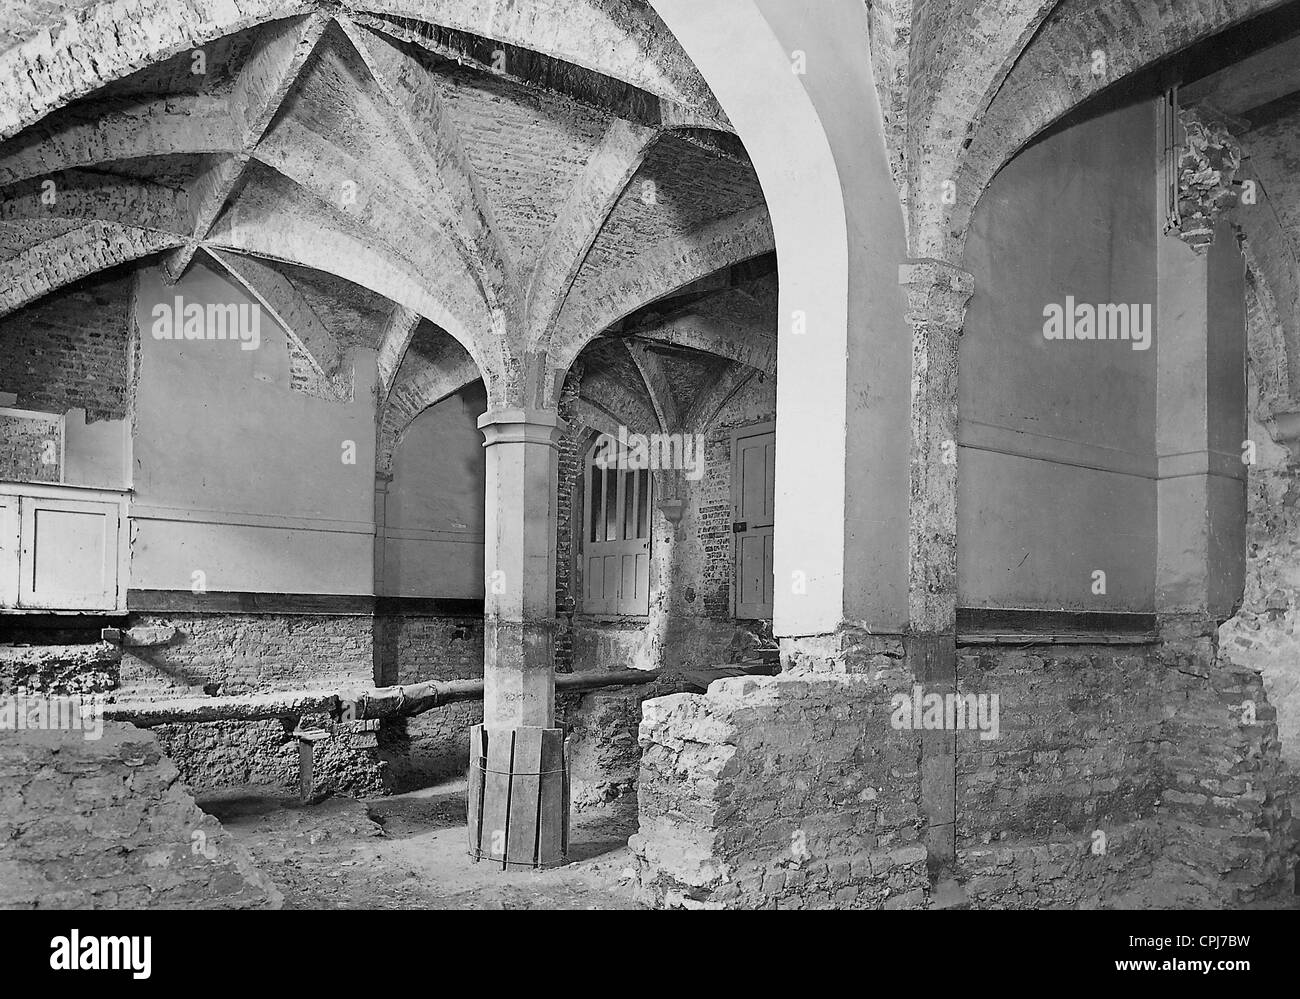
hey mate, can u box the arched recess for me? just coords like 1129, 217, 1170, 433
381, 378, 489, 599
377, 350, 483, 477
938, 0, 1292, 262
647, 0, 912, 640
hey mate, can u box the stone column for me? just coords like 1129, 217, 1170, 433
899, 258, 974, 869
469, 407, 569, 868
478, 407, 566, 727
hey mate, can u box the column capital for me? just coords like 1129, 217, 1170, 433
898, 259, 974, 332
477, 407, 568, 448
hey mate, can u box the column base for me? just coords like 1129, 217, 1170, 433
467, 724, 569, 870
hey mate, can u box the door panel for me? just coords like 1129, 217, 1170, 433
0, 495, 17, 607
19, 496, 119, 610
733, 424, 775, 619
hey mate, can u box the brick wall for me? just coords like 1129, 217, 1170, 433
632, 635, 1297, 909
954, 636, 1294, 908
375, 611, 484, 787
630, 664, 930, 910
0, 722, 281, 909
691, 376, 776, 622
0, 269, 132, 421
955, 647, 1165, 845
115, 608, 496, 796
117, 610, 488, 795
555, 361, 584, 674
0, 409, 61, 482
118, 613, 372, 696
116, 612, 380, 795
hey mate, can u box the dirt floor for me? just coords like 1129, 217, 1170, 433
198, 781, 643, 909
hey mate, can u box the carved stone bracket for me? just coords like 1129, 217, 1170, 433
898, 259, 975, 333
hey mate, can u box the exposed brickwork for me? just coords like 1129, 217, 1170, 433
375, 611, 484, 786
634, 637, 1296, 909
0, 408, 61, 482
555, 361, 585, 674
117, 613, 372, 696
558, 688, 643, 809
115, 612, 383, 794
551, 208, 774, 384
109, 610, 495, 794
956, 647, 1164, 845
630, 668, 930, 910
0, 221, 180, 320
377, 614, 483, 686
0, 268, 132, 420
0, 722, 281, 909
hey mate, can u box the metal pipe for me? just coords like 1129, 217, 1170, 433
102, 663, 776, 728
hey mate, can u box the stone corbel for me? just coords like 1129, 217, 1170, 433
898, 259, 975, 335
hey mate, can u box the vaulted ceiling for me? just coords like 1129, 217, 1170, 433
0, 1, 773, 460
7, 0, 1300, 451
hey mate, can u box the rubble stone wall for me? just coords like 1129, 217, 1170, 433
0, 722, 281, 909
632, 638, 1297, 909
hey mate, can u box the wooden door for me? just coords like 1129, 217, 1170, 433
584, 453, 652, 616
732, 423, 775, 619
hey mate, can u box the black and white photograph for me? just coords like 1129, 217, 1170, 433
0, 0, 1296, 977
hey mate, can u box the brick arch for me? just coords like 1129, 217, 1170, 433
544, 207, 774, 395
0, 171, 190, 233
204, 184, 500, 385
933, 0, 1290, 260
0, 1, 313, 141
0, 0, 721, 144
0, 221, 183, 318
376, 349, 483, 477
906, 0, 1061, 249
352, 0, 722, 118
0, 95, 237, 186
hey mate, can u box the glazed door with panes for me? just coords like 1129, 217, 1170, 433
584, 450, 652, 615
